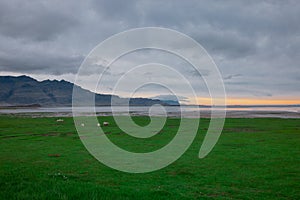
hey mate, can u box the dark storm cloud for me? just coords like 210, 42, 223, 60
0, 0, 299, 98
0, 0, 80, 41
0, 35, 84, 75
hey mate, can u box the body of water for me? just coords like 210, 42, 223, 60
0, 105, 299, 118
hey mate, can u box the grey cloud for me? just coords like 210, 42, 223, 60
251, 91, 273, 97
151, 95, 190, 102
92, 0, 140, 23
224, 74, 242, 80
0, 0, 299, 99
0, 35, 84, 75
193, 30, 257, 58
188, 69, 210, 77
0, 0, 80, 41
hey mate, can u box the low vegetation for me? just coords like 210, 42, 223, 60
0, 116, 299, 199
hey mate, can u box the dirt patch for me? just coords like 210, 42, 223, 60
0, 132, 75, 139
42, 133, 59, 136
48, 154, 61, 157
167, 125, 177, 128
223, 127, 260, 133
41, 132, 74, 137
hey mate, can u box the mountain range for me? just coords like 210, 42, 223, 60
0, 75, 173, 107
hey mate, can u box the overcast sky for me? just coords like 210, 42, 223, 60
0, 0, 299, 104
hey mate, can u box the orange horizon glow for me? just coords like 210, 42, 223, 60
193, 97, 300, 106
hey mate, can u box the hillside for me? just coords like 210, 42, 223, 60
0, 75, 165, 107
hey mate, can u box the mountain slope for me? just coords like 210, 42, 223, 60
0, 75, 164, 107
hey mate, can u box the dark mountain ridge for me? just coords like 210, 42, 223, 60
0, 75, 165, 107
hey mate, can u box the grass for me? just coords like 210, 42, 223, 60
0, 115, 299, 199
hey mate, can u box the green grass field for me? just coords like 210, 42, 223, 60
0, 116, 299, 199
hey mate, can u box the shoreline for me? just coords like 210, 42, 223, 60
1, 110, 299, 119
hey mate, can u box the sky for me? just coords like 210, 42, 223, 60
0, 0, 299, 105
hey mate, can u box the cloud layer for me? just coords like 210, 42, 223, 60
0, 0, 299, 100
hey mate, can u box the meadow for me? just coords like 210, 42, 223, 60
0, 115, 299, 199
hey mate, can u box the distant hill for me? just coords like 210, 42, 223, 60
0, 75, 166, 107
151, 95, 180, 106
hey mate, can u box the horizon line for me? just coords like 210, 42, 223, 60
1, 74, 299, 106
